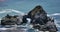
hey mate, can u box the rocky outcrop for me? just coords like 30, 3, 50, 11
27, 5, 58, 31
1, 5, 58, 32
27, 5, 47, 25
1, 14, 21, 25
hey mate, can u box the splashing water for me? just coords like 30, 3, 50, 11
0, 9, 60, 32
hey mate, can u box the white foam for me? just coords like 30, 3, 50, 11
47, 13, 60, 16
47, 13, 60, 28
0, 27, 17, 30
0, 11, 11, 13
11, 9, 25, 15
47, 13, 60, 27
0, 9, 25, 15
54, 20, 60, 28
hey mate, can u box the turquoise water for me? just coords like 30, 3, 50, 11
0, 0, 60, 32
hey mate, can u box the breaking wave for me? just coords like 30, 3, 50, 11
55, 20, 60, 27
0, 9, 60, 28
47, 13, 60, 16
47, 13, 60, 28
0, 9, 25, 15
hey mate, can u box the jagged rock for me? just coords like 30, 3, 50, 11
0, 5, 58, 32
28, 5, 47, 25
21, 15, 29, 24
22, 5, 48, 24
28, 5, 47, 17
27, 5, 58, 31
1, 14, 20, 25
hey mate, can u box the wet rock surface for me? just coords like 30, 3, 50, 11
0, 5, 58, 32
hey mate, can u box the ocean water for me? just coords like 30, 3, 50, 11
0, 0, 60, 32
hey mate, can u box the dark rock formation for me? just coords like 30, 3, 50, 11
1, 5, 58, 32
21, 15, 29, 24
28, 5, 47, 18
1, 14, 20, 25
27, 5, 58, 31
28, 5, 47, 25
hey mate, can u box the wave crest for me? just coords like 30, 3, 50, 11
0, 9, 25, 15
47, 13, 60, 16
